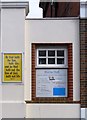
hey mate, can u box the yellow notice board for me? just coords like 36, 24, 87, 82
3, 53, 22, 82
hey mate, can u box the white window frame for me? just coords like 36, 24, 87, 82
36, 47, 68, 68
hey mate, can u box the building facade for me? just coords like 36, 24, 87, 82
39, 1, 87, 119
0, 1, 86, 119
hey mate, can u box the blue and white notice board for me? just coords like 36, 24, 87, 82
36, 69, 67, 97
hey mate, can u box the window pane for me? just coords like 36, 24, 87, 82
39, 51, 46, 56
57, 50, 64, 57
39, 58, 46, 64
48, 58, 55, 64
57, 58, 64, 64
48, 50, 55, 56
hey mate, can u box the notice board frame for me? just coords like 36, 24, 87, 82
2, 53, 22, 83
36, 68, 68, 98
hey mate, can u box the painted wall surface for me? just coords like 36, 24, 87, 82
81, 108, 85, 118
80, 3, 87, 18
85, 108, 87, 119
25, 19, 80, 102
81, 108, 87, 119
1, 9, 25, 52
26, 104, 80, 118
0, 5, 80, 118
1, 8, 26, 118
0, 10, 2, 120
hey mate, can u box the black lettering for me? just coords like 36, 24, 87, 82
17, 75, 20, 77
15, 63, 19, 65
6, 75, 11, 77
5, 72, 9, 74
5, 66, 9, 68
12, 75, 15, 77
6, 68, 11, 71
13, 72, 18, 75
9, 62, 14, 65
13, 65, 18, 68
16, 69, 20, 71
10, 66, 13, 68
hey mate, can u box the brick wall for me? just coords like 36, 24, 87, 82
26, 43, 81, 104
80, 19, 87, 107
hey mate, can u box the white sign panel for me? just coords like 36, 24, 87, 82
36, 69, 67, 97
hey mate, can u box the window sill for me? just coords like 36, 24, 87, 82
35, 66, 68, 69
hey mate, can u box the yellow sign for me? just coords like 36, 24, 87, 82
3, 53, 22, 82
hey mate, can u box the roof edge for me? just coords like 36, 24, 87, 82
26, 17, 79, 20
80, 1, 87, 5
0, 1, 29, 16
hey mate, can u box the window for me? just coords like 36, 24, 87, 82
36, 47, 67, 67
36, 46, 68, 97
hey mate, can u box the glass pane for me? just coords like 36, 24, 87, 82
39, 58, 46, 64
48, 50, 55, 56
39, 50, 46, 56
57, 58, 64, 64
48, 58, 55, 64
57, 50, 64, 57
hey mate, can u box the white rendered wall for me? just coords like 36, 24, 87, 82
73, 20, 80, 101
80, 3, 86, 18
1, 9, 25, 52
81, 108, 85, 119
81, 108, 87, 119
85, 108, 87, 120
25, 19, 80, 102
0, 10, 2, 120
80, 3, 87, 18
26, 104, 80, 118
1, 8, 26, 118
